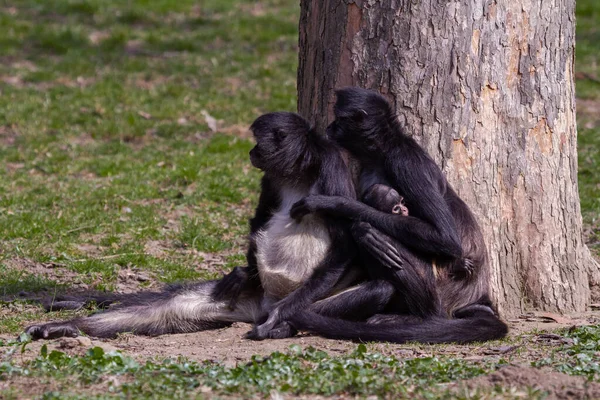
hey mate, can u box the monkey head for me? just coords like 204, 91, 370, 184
362, 184, 409, 216
327, 87, 396, 159
249, 112, 320, 185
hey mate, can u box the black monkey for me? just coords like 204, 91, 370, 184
357, 184, 442, 319
24, 112, 371, 340
363, 184, 409, 216
288, 87, 507, 343
230, 112, 363, 340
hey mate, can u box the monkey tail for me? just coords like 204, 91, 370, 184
27, 281, 264, 339
290, 310, 508, 344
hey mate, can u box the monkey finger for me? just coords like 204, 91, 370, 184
245, 327, 265, 341
365, 231, 405, 267
375, 251, 405, 271
266, 321, 297, 339
464, 258, 475, 276
363, 233, 404, 269
363, 232, 404, 264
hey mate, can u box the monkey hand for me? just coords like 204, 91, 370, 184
23, 322, 80, 340
352, 222, 404, 271
246, 320, 297, 340
290, 196, 321, 220
290, 195, 347, 220
42, 294, 115, 312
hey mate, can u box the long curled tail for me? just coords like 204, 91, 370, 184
290, 310, 508, 344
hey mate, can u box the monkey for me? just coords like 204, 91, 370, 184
227, 111, 363, 340
287, 87, 508, 344
23, 112, 380, 341
363, 184, 409, 216
354, 182, 445, 320
42, 184, 407, 315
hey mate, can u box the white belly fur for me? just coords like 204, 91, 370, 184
255, 189, 331, 299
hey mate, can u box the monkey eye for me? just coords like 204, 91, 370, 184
273, 128, 287, 139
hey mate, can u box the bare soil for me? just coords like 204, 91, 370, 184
3, 249, 600, 398
2, 305, 600, 398
460, 365, 600, 399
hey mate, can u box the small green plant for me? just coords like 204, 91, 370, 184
533, 325, 600, 381
0, 344, 499, 399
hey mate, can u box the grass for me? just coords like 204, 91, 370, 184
0, 0, 599, 398
0, 0, 298, 298
3, 325, 600, 399
577, 0, 600, 252
0, 342, 507, 399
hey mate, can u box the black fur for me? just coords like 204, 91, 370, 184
291, 307, 507, 344
230, 112, 361, 340
363, 184, 408, 216
24, 112, 364, 341
289, 87, 508, 344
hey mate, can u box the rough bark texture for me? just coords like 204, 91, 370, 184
298, 0, 599, 317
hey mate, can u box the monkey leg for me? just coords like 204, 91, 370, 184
352, 222, 442, 318
310, 280, 395, 320
25, 281, 264, 340
247, 280, 396, 340
211, 266, 260, 310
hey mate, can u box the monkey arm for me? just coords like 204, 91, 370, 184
250, 176, 279, 234
291, 196, 462, 261
351, 221, 442, 318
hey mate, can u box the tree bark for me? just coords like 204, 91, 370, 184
298, 0, 599, 317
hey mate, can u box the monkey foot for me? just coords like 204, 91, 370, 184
246, 321, 297, 340
24, 322, 80, 340
451, 258, 475, 279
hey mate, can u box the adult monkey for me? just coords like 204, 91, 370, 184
289, 87, 508, 343
24, 112, 385, 340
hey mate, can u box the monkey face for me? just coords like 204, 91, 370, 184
326, 119, 379, 159
329, 87, 395, 159
362, 184, 408, 215
249, 112, 318, 183
249, 144, 264, 170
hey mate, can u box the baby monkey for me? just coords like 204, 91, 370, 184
362, 184, 409, 216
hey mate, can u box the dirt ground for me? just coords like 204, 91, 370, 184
3, 314, 595, 365
3, 254, 600, 397
3, 310, 600, 398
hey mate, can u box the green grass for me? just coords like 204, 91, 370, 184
533, 325, 600, 381
4, 327, 599, 399
577, 0, 600, 252
0, 0, 298, 295
0, 343, 502, 399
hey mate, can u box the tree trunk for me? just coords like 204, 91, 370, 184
298, 0, 599, 317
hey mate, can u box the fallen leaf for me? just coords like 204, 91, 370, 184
138, 111, 152, 120
201, 110, 218, 132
